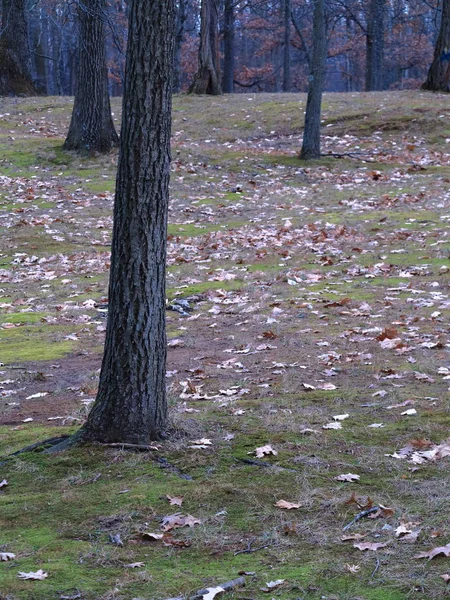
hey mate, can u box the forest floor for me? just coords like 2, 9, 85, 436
0, 90, 450, 600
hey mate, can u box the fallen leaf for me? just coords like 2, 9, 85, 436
190, 438, 212, 446
335, 473, 360, 482
161, 513, 201, 532
333, 413, 349, 421
401, 409, 417, 416
166, 495, 184, 506
140, 532, 164, 540
353, 542, 390, 551
342, 533, 367, 541
261, 579, 285, 592
0, 479, 8, 488
323, 422, 342, 430
441, 574, 450, 583
274, 499, 301, 509
17, 570, 48, 580
201, 586, 225, 600
123, 562, 145, 568
414, 543, 450, 560
0, 552, 15, 561
253, 444, 278, 458
345, 563, 361, 574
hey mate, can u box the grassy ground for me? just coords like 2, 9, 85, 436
1, 90, 450, 599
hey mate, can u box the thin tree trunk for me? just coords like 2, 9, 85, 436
188, 0, 222, 95
64, 0, 118, 153
173, 0, 187, 93
223, 0, 235, 93
78, 0, 176, 445
300, 0, 326, 160
423, 0, 450, 91
0, 0, 37, 96
365, 0, 386, 91
283, 0, 291, 92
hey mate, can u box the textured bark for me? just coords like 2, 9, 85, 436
423, 0, 450, 91
300, 0, 326, 160
223, 0, 235, 93
188, 0, 221, 95
365, 0, 386, 91
173, 0, 187, 93
282, 0, 291, 92
0, 0, 37, 96
64, 0, 118, 154
78, 0, 175, 444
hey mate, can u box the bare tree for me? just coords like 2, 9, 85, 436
0, 0, 37, 95
189, 0, 222, 94
64, 0, 118, 153
283, 0, 291, 92
423, 0, 450, 91
223, 0, 235, 93
300, 0, 326, 160
366, 0, 386, 91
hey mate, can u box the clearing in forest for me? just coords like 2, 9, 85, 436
0, 90, 450, 599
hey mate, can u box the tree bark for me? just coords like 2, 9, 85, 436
188, 0, 222, 95
423, 0, 450, 91
0, 0, 37, 96
223, 0, 235, 93
282, 0, 291, 92
78, 0, 175, 444
365, 0, 386, 91
64, 0, 118, 154
300, 0, 326, 160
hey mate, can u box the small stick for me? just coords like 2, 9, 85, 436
371, 557, 381, 578
165, 576, 246, 600
100, 442, 159, 451
234, 538, 274, 556
343, 506, 380, 530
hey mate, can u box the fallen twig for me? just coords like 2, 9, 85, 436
234, 537, 274, 556
370, 557, 381, 578
343, 506, 380, 530
100, 442, 160, 451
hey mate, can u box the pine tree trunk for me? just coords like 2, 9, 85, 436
365, 0, 386, 91
223, 0, 235, 93
282, 0, 291, 93
0, 0, 37, 96
423, 0, 450, 91
300, 0, 326, 160
78, 0, 175, 445
188, 0, 222, 95
64, 0, 118, 153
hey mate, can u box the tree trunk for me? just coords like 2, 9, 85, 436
188, 0, 222, 95
282, 0, 291, 92
78, 0, 175, 444
223, 0, 235, 93
0, 0, 37, 96
365, 0, 386, 91
64, 0, 118, 153
173, 0, 187, 93
300, 0, 326, 160
423, 0, 450, 91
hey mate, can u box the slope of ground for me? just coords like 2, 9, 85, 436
0, 90, 450, 600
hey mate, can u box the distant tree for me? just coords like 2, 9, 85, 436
174, 0, 188, 93
300, 0, 326, 160
423, 0, 450, 91
0, 0, 37, 96
64, 0, 118, 153
189, 0, 222, 94
366, 0, 386, 91
282, 0, 291, 92
71, 0, 176, 445
222, 0, 235, 93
